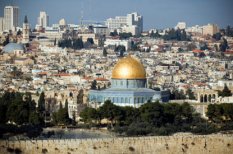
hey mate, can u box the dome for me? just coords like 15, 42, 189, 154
3, 43, 25, 53
112, 55, 146, 79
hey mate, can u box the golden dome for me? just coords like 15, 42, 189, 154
112, 55, 146, 79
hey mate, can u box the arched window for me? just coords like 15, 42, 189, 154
200, 95, 203, 103
204, 95, 208, 103
208, 95, 212, 102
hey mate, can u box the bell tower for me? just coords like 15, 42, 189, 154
22, 15, 29, 43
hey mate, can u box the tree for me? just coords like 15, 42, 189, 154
163, 28, 189, 41
150, 30, 161, 38
212, 33, 222, 41
17, 29, 22, 36
4, 36, 10, 46
219, 38, 228, 52
122, 106, 139, 125
54, 38, 57, 46
225, 26, 233, 37
186, 88, 195, 100
110, 30, 118, 37
80, 107, 98, 124
103, 48, 108, 57
119, 32, 132, 39
52, 100, 71, 126
140, 102, 164, 127
219, 84, 232, 97
73, 38, 84, 49
77, 89, 84, 104
65, 99, 68, 110
170, 90, 186, 100
99, 100, 123, 127
91, 80, 97, 90
38, 92, 45, 115
87, 38, 94, 44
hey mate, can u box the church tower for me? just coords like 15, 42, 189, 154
22, 16, 30, 43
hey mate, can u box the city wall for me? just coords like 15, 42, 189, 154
0, 134, 233, 154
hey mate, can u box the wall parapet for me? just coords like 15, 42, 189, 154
0, 134, 233, 154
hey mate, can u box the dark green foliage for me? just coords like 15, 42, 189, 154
87, 38, 94, 44
38, 92, 45, 114
140, 102, 164, 127
212, 33, 222, 41
0, 91, 44, 138
103, 48, 108, 57
131, 41, 140, 51
58, 38, 84, 49
80, 107, 98, 124
52, 101, 71, 126
2, 92, 43, 126
119, 32, 132, 39
207, 103, 233, 123
80, 100, 233, 136
150, 30, 161, 38
91, 80, 97, 90
126, 122, 153, 136
80, 100, 213, 136
99, 100, 124, 126
224, 26, 233, 37
77, 89, 84, 104
186, 89, 195, 100
115, 45, 126, 57
219, 38, 228, 52
17, 29, 22, 36
110, 30, 118, 37
218, 84, 232, 97
3, 35, 10, 46
170, 90, 186, 100
115, 45, 126, 52
54, 38, 57, 46
163, 28, 189, 41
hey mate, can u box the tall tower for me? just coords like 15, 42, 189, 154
4, 6, 19, 31
22, 16, 29, 43
37, 11, 49, 28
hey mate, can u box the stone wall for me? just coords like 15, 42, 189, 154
0, 134, 233, 154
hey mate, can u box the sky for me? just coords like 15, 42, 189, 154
0, 0, 233, 30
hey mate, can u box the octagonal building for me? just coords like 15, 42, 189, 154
89, 55, 170, 107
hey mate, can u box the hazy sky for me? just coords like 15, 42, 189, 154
0, 0, 232, 30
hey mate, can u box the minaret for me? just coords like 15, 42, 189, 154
22, 15, 30, 43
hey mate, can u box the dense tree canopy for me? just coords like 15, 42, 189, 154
119, 32, 132, 39
218, 84, 232, 97
58, 38, 84, 49
0, 91, 44, 126
52, 100, 71, 125
163, 28, 189, 41
80, 100, 219, 136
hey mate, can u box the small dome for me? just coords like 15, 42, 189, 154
3, 43, 25, 53
112, 55, 146, 79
